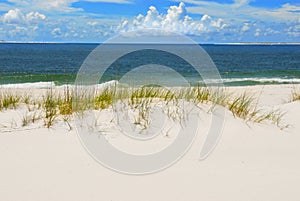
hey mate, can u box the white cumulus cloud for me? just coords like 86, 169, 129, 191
26, 12, 46, 23
2, 8, 24, 24
241, 23, 250, 32
118, 2, 229, 37
51, 27, 63, 38
2, 8, 46, 24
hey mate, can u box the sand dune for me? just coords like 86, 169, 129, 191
0, 84, 300, 201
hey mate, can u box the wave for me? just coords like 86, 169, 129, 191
0, 82, 56, 89
57, 80, 118, 89
0, 78, 299, 89
0, 80, 118, 89
203, 78, 300, 85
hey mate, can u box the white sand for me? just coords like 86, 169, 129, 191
0, 84, 300, 201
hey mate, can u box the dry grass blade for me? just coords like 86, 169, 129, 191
58, 86, 73, 115
228, 92, 255, 119
43, 91, 58, 128
0, 93, 21, 110
0, 84, 288, 129
291, 89, 300, 102
94, 87, 115, 110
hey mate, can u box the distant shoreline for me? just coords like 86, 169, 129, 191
1, 41, 300, 45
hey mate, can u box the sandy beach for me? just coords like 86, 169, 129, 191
0, 84, 300, 201
1, 0, 299, 199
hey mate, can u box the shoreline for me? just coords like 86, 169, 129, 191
1, 79, 300, 89
2, 41, 300, 45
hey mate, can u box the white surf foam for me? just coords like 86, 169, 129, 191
0, 82, 56, 89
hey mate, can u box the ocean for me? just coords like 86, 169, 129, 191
1, 43, 300, 87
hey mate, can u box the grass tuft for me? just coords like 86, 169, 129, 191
43, 91, 58, 128
291, 89, 300, 102
227, 92, 256, 120
0, 85, 288, 129
94, 87, 115, 110
0, 93, 21, 110
22, 114, 30, 127
58, 86, 73, 115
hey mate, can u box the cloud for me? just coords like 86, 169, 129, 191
285, 20, 300, 37
0, 2, 13, 11
2, 0, 131, 13
87, 21, 98, 26
241, 23, 250, 32
164, 2, 187, 22
0, 1, 299, 42
2, 8, 46, 24
232, 0, 254, 8
176, 0, 300, 23
83, 0, 132, 3
118, 2, 229, 38
2, 8, 24, 24
26, 12, 46, 23
51, 27, 63, 38
3, 0, 81, 12
254, 28, 260, 37
115, 2, 300, 42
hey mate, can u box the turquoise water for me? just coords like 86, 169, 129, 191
1, 43, 300, 86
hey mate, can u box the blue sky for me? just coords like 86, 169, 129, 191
0, 0, 299, 43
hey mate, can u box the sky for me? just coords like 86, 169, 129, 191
0, 0, 299, 43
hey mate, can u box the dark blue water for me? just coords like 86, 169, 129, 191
1, 43, 300, 86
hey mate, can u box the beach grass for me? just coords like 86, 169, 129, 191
0, 92, 21, 110
21, 114, 30, 127
291, 89, 300, 102
94, 87, 115, 110
227, 92, 256, 120
43, 91, 58, 128
58, 86, 73, 115
0, 85, 288, 129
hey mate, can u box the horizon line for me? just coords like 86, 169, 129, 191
1, 41, 300, 45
